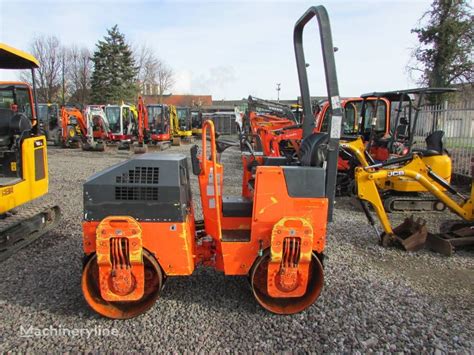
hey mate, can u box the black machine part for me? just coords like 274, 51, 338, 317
0, 205, 61, 262
412, 130, 445, 157
83, 153, 192, 222
190, 145, 201, 175
299, 132, 328, 167
247, 96, 297, 122
283, 166, 326, 198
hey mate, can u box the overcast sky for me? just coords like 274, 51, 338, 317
0, 0, 431, 100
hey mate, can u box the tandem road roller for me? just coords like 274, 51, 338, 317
80, 5, 343, 319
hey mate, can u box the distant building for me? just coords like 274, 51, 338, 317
142, 94, 212, 107
210, 98, 299, 111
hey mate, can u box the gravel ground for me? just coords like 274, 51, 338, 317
0, 143, 473, 352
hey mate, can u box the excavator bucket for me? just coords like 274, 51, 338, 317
426, 222, 474, 256
391, 216, 428, 252
82, 141, 105, 152
133, 142, 147, 154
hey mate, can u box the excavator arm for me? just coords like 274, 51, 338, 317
133, 97, 149, 154
355, 155, 473, 254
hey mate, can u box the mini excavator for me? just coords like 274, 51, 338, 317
337, 88, 456, 211
0, 43, 60, 261
355, 152, 473, 255
59, 105, 108, 151
80, 5, 343, 318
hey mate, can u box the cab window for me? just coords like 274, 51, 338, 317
0, 86, 32, 119
363, 100, 387, 133
321, 100, 362, 135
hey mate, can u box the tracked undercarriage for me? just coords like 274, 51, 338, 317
0, 205, 61, 262
382, 193, 446, 212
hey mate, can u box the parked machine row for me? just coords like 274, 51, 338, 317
36, 98, 198, 152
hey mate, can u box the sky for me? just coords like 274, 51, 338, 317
0, 0, 432, 100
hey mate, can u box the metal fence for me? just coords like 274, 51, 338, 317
203, 112, 240, 135
412, 101, 473, 178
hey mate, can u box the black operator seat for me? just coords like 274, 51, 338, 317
413, 130, 445, 157
0, 108, 14, 147
0, 108, 33, 148
395, 117, 409, 140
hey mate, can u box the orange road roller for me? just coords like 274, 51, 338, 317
81, 5, 343, 319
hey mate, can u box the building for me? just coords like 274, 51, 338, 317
142, 94, 212, 107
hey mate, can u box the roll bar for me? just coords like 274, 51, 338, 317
294, 5, 343, 221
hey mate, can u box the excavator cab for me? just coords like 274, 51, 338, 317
37, 103, 60, 144
191, 109, 202, 135
0, 84, 34, 149
169, 105, 192, 145
0, 43, 60, 261
176, 107, 191, 132
360, 88, 456, 158
146, 104, 171, 142
175, 106, 193, 143
83, 105, 108, 151
0, 44, 43, 212
105, 103, 137, 144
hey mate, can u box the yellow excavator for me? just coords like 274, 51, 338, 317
170, 105, 192, 145
0, 43, 60, 261
340, 135, 452, 212
353, 145, 473, 255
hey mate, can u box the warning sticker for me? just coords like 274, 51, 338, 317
330, 115, 342, 138
331, 95, 341, 110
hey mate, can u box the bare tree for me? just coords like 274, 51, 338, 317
156, 61, 174, 103
135, 44, 158, 95
134, 44, 174, 102
21, 35, 64, 103
66, 45, 93, 105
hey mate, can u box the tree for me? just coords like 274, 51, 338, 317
135, 43, 159, 96
134, 44, 174, 103
156, 60, 174, 103
90, 25, 138, 104
409, 0, 473, 92
21, 35, 64, 102
66, 46, 93, 106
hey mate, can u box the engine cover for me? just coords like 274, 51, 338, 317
84, 153, 192, 222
